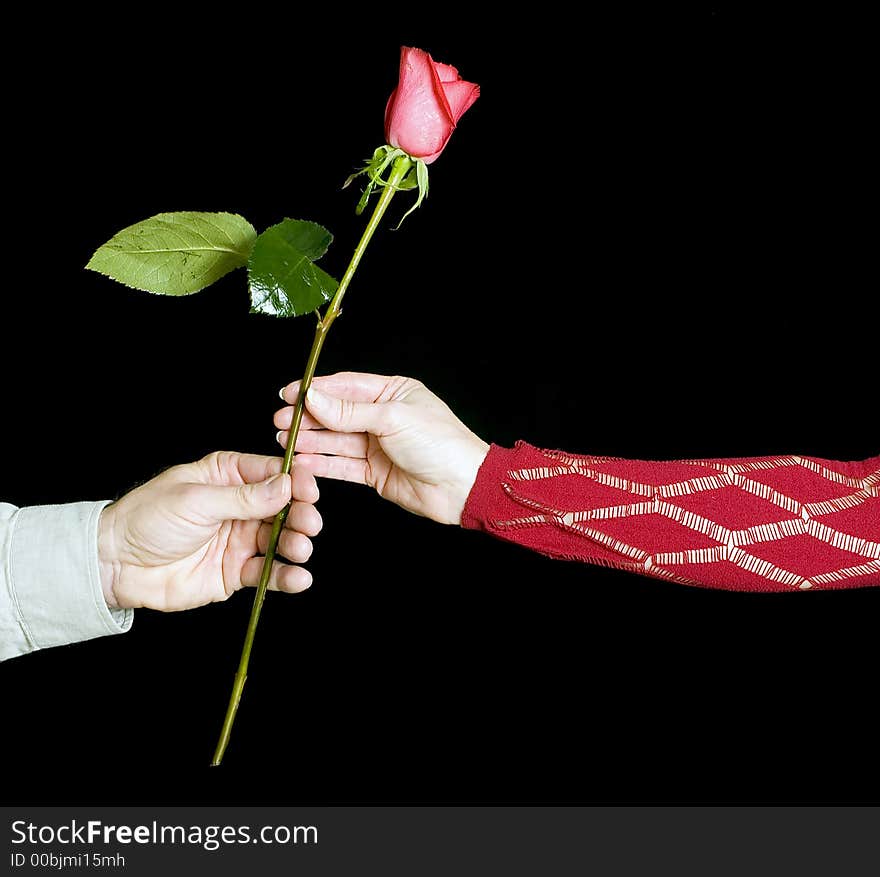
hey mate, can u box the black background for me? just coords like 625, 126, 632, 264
2, 8, 876, 805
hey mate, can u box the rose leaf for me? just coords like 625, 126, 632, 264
86, 212, 257, 296
248, 219, 339, 318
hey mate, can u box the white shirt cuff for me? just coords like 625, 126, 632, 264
5, 500, 132, 657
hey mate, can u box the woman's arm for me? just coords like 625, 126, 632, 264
277, 372, 879, 592
461, 443, 880, 592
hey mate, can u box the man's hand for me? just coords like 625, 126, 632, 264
275, 373, 489, 526
98, 452, 321, 610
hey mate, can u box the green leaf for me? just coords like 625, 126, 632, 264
248, 219, 339, 317
86, 212, 257, 296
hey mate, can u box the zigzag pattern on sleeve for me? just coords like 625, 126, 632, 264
462, 443, 880, 592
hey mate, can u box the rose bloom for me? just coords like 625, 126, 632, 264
384, 46, 480, 164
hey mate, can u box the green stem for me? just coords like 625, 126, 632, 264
211, 154, 412, 766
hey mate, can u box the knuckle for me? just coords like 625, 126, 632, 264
337, 399, 356, 428
200, 450, 231, 480
391, 375, 422, 394
199, 450, 222, 471
236, 483, 254, 509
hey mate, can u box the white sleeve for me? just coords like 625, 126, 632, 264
0, 501, 133, 662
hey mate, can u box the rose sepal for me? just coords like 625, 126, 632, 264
344, 144, 429, 224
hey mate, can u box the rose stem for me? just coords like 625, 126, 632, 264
211, 153, 412, 766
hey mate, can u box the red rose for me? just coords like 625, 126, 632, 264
384, 46, 480, 165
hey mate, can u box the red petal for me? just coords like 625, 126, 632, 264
384, 46, 455, 161
441, 80, 480, 124
383, 87, 397, 136
433, 61, 460, 83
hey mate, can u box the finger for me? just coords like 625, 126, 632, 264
198, 451, 284, 486
275, 429, 369, 459
294, 453, 370, 485
194, 473, 291, 524
257, 524, 313, 563
285, 500, 323, 537
290, 462, 320, 503
261, 500, 323, 537
304, 386, 394, 435
240, 557, 312, 593
280, 372, 398, 405
273, 405, 324, 431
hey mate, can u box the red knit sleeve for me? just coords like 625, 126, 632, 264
461, 442, 880, 592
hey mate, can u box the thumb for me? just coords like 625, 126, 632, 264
305, 385, 390, 435
197, 473, 292, 523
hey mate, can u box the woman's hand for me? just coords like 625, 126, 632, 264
275, 373, 489, 526
98, 451, 321, 610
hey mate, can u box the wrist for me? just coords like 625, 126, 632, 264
98, 504, 123, 609
450, 436, 490, 526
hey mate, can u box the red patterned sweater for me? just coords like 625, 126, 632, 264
461, 443, 880, 592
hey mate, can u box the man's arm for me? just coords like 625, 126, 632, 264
2, 450, 323, 662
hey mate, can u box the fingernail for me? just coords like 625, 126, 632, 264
276, 430, 285, 446
265, 473, 287, 493
306, 386, 320, 404
279, 386, 287, 401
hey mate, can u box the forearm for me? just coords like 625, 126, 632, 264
462, 443, 880, 592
